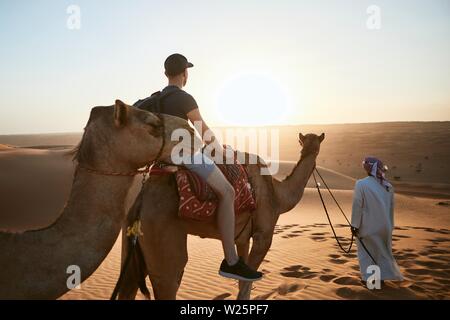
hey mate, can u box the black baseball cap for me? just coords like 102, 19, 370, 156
164, 53, 194, 76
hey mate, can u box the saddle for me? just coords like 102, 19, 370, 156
150, 155, 257, 221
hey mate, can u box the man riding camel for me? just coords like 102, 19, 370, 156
133, 53, 262, 282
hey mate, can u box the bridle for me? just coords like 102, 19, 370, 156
77, 114, 166, 177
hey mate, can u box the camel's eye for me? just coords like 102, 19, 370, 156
145, 119, 163, 137
140, 114, 161, 129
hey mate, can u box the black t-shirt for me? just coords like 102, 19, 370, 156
133, 85, 198, 120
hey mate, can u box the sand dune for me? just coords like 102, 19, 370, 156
0, 144, 448, 300
59, 189, 450, 300
0, 144, 13, 151
275, 161, 356, 190
0, 147, 75, 230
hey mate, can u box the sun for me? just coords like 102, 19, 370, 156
214, 73, 291, 126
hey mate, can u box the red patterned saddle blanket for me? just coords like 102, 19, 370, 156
151, 162, 256, 221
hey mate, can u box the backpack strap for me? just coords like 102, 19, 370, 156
154, 87, 180, 114
133, 87, 180, 113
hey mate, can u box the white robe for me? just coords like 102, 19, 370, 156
351, 176, 403, 281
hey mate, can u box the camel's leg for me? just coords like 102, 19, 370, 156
236, 241, 250, 300
141, 216, 188, 300
237, 231, 273, 300
149, 270, 186, 300
146, 245, 187, 300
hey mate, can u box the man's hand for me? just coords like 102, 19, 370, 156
351, 226, 359, 237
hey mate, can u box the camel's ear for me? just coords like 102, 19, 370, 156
319, 133, 325, 142
298, 133, 305, 145
114, 99, 128, 127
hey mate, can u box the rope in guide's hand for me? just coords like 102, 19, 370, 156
313, 168, 377, 265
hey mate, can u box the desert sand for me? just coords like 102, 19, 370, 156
0, 122, 449, 300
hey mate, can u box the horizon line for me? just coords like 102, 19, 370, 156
1, 120, 449, 136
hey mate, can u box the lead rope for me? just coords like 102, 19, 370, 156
313, 168, 377, 265
110, 164, 151, 300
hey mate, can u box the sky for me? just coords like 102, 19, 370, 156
0, 0, 449, 134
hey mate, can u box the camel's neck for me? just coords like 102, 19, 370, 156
0, 168, 135, 299
274, 152, 317, 214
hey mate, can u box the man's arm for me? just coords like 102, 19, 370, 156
186, 108, 218, 146
351, 181, 364, 231
390, 191, 395, 227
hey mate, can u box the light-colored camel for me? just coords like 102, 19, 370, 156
0, 100, 198, 299
118, 132, 324, 300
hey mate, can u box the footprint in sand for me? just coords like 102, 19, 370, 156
284, 265, 308, 271
430, 237, 450, 244
406, 226, 441, 232
255, 282, 305, 300
310, 236, 327, 242
393, 234, 411, 239
415, 260, 446, 269
395, 252, 419, 260
423, 228, 439, 233
284, 233, 302, 239
406, 268, 432, 276
335, 287, 375, 299
277, 283, 302, 295
333, 276, 362, 286
409, 284, 427, 294
320, 274, 337, 282
213, 293, 231, 300
424, 247, 449, 255
309, 232, 330, 242
329, 258, 349, 265
254, 291, 275, 300
428, 255, 450, 263
281, 265, 317, 279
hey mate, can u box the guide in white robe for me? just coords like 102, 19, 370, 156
351, 160, 403, 281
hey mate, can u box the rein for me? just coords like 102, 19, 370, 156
77, 165, 151, 177
313, 167, 378, 265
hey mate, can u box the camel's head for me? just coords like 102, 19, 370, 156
298, 133, 325, 158
73, 100, 199, 170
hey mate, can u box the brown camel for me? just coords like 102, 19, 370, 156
0, 100, 198, 299
118, 132, 325, 300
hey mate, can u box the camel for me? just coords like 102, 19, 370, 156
0, 100, 198, 299
117, 132, 325, 300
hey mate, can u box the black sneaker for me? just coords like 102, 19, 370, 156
219, 257, 263, 281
